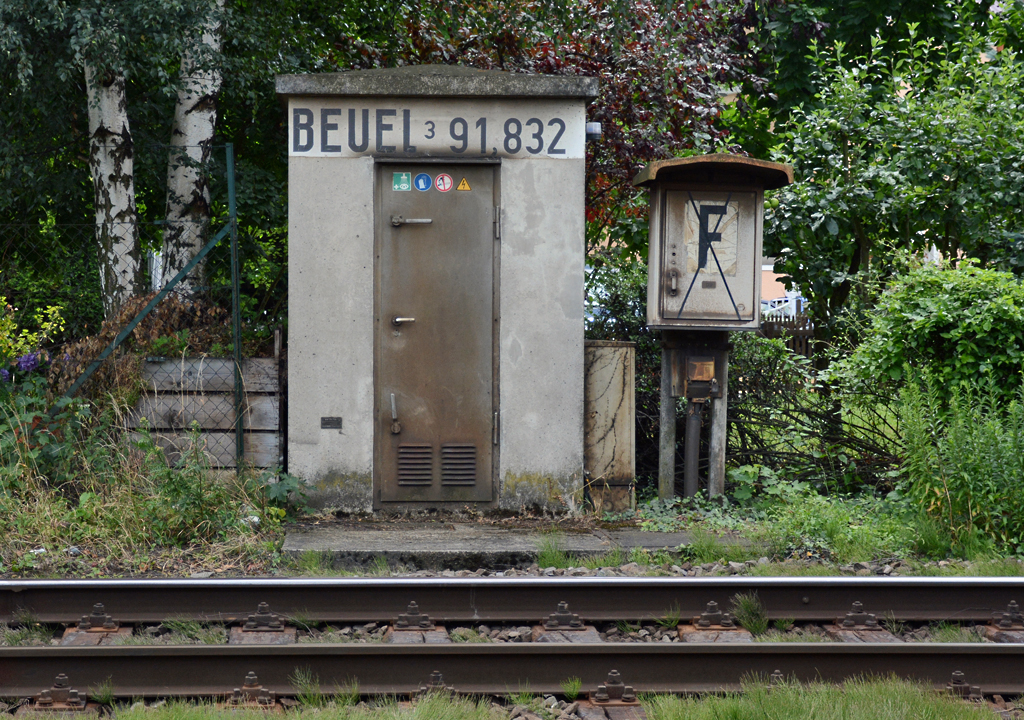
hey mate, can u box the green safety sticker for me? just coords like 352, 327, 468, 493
393, 172, 411, 191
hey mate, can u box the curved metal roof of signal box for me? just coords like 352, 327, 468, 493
632, 154, 794, 190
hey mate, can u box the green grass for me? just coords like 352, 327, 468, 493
928, 623, 986, 643
747, 562, 843, 576
0, 618, 53, 646
755, 629, 833, 642
111, 618, 225, 645
450, 627, 489, 643
559, 676, 582, 701
89, 677, 115, 705
112, 693, 503, 719
655, 602, 682, 629
536, 533, 630, 569
680, 527, 761, 565
730, 592, 769, 636
506, 684, 535, 707
536, 532, 569, 568
294, 550, 335, 575
643, 677, 992, 720
581, 547, 626, 568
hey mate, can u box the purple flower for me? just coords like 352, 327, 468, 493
0, 369, 9, 382
16, 352, 39, 372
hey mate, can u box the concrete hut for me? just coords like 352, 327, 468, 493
276, 66, 599, 510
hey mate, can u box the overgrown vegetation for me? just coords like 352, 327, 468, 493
644, 677, 995, 720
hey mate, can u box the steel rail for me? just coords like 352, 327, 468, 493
2, 643, 1022, 698
1, 577, 1021, 625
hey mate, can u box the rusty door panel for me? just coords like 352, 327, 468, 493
376, 164, 497, 503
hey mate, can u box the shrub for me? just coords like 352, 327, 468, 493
837, 261, 1024, 399
901, 375, 1024, 551
728, 333, 899, 491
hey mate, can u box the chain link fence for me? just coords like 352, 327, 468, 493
1, 147, 286, 469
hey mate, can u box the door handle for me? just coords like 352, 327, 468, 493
390, 393, 401, 434
391, 216, 432, 227
668, 269, 679, 295
392, 317, 416, 326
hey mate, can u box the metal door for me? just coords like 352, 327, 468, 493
375, 163, 498, 503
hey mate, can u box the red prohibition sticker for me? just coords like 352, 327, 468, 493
434, 173, 454, 192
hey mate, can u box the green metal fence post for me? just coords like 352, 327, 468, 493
227, 143, 244, 474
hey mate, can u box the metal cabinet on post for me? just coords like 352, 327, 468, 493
632, 155, 793, 499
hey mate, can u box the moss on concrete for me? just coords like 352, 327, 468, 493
306, 472, 373, 511
499, 471, 583, 512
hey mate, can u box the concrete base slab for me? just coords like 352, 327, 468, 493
282, 522, 702, 570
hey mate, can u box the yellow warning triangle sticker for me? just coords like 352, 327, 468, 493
456, 177, 471, 191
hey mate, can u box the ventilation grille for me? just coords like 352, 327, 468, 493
441, 444, 477, 486
397, 444, 433, 486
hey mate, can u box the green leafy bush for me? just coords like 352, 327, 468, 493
838, 262, 1024, 398
902, 376, 1024, 552
0, 376, 90, 494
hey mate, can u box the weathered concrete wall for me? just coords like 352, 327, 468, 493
498, 158, 585, 511
583, 340, 636, 513
287, 156, 375, 508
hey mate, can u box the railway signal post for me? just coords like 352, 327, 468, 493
633, 155, 793, 499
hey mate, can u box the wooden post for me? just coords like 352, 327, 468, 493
708, 352, 729, 497
658, 347, 676, 499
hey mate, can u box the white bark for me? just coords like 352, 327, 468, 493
159, 2, 223, 295
86, 62, 142, 318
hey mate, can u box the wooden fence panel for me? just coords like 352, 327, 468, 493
760, 314, 814, 358
131, 356, 281, 469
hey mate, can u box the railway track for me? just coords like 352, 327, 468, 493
1, 577, 1023, 701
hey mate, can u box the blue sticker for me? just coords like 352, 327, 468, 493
414, 173, 433, 191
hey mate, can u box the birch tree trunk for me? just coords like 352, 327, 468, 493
159, 3, 223, 295
86, 63, 142, 318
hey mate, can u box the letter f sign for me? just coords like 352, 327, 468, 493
698, 205, 728, 270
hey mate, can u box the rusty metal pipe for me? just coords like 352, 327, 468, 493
684, 400, 702, 497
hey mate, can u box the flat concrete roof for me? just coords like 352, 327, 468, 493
633, 154, 794, 190
276, 64, 599, 100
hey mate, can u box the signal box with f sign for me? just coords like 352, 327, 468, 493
633, 155, 793, 331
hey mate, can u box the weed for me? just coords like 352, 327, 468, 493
332, 678, 360, 706
159, 618, 226, 644
537, 532, 568, 569
506, 684, 535, 707
371, 555, 391, 575
89, 677, 115, 705
730, 592, 769, 636
755, 630, 832, 643
628, 546, 649, 565
773, 618, 795, 632
560, 676, 582, 701
289, 666, 325, 708
286, 611, 319, 633
295, 550, 333, 575
929, 623, 985, 643
616, 620, 640, 635
641, 676, 991, 719
881, 613, 907, 636
0, 616, 53, 646
581, 547, 625, 569
680, 528, 727, 564
656, 602, 682, 629
450, 627, 489, 643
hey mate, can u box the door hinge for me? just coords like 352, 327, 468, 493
493, 411, 499, 445
493, 206, 501, 241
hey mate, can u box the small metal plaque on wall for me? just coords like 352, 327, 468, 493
321, 417, 343, 429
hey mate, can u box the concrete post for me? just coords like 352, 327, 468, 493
658, 347, 676, 499
708, 352, 729, 496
